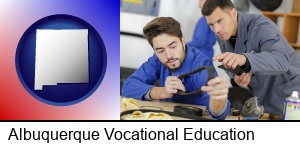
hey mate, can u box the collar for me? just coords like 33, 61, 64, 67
224, 11, 248, 54
171, 45, 195, 77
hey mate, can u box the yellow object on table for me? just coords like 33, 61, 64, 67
121, 111, 172, 120
120, 98, 140, 112
120, 98, 173, 120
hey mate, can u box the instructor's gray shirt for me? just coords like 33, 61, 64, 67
217, 12, 300, 113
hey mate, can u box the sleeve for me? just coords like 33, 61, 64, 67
121, 54, 161, 100
207, 99, 231, 120
240, 55, 251, 73
244, 21, 290, 75
142, 88, 152, 101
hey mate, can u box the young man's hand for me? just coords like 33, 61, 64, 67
163, 76, 186, 98
201, 76, 229, 112
201, 76, 229, 100
149, 76, 186, 100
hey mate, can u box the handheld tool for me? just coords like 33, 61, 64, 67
176, 66, 215, 95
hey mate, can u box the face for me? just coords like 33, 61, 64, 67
152, 34, 186, 70
205, 7, 238, 40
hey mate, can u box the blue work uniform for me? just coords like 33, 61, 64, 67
217, 12, 300, 113
187, 17, 216, 59
122, 46, 230, 120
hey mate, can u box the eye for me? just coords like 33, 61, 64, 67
157, 49, 164, 53
218, 19, 223, 23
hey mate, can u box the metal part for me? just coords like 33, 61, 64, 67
241, 97, 264, 117
228, 87, 254, 112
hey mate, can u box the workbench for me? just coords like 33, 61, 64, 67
121, 97, 270, 120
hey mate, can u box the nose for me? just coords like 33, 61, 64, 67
165, 48, 173, 59
213, 24, 221, 34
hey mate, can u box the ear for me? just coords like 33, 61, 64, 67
231, 8, 237, 18
181, 36, 186, 45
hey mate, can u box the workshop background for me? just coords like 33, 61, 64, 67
120, 0, 300, 92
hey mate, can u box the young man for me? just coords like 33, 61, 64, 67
122, 17, 230, 120
188, 0, 216, 58
202, 0, 300, 113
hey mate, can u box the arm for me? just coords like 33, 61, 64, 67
214, 20, 290, 75
121, 54, 160, 100
201, 76, 231, 120
244, 23, 290, 75
192, 55, 230, 119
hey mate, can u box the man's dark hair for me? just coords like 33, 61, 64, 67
143, 17, 182, 47
202, 0, 234, 16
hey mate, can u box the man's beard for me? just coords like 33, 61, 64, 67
162, 43, 185, 70
163, 58, 180, 70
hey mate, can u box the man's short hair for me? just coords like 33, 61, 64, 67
202, 0, 234, 16
143, 17, 182, 47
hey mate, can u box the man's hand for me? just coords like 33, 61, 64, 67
150, 76, 185, 100
213, 52, 246, 69
234, 73, 252, 88
164, 76, 186, 98
201, 76, 229, 100
201, 76, 229, 112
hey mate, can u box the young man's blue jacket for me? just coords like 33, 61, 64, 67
122, 46, 230, 120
